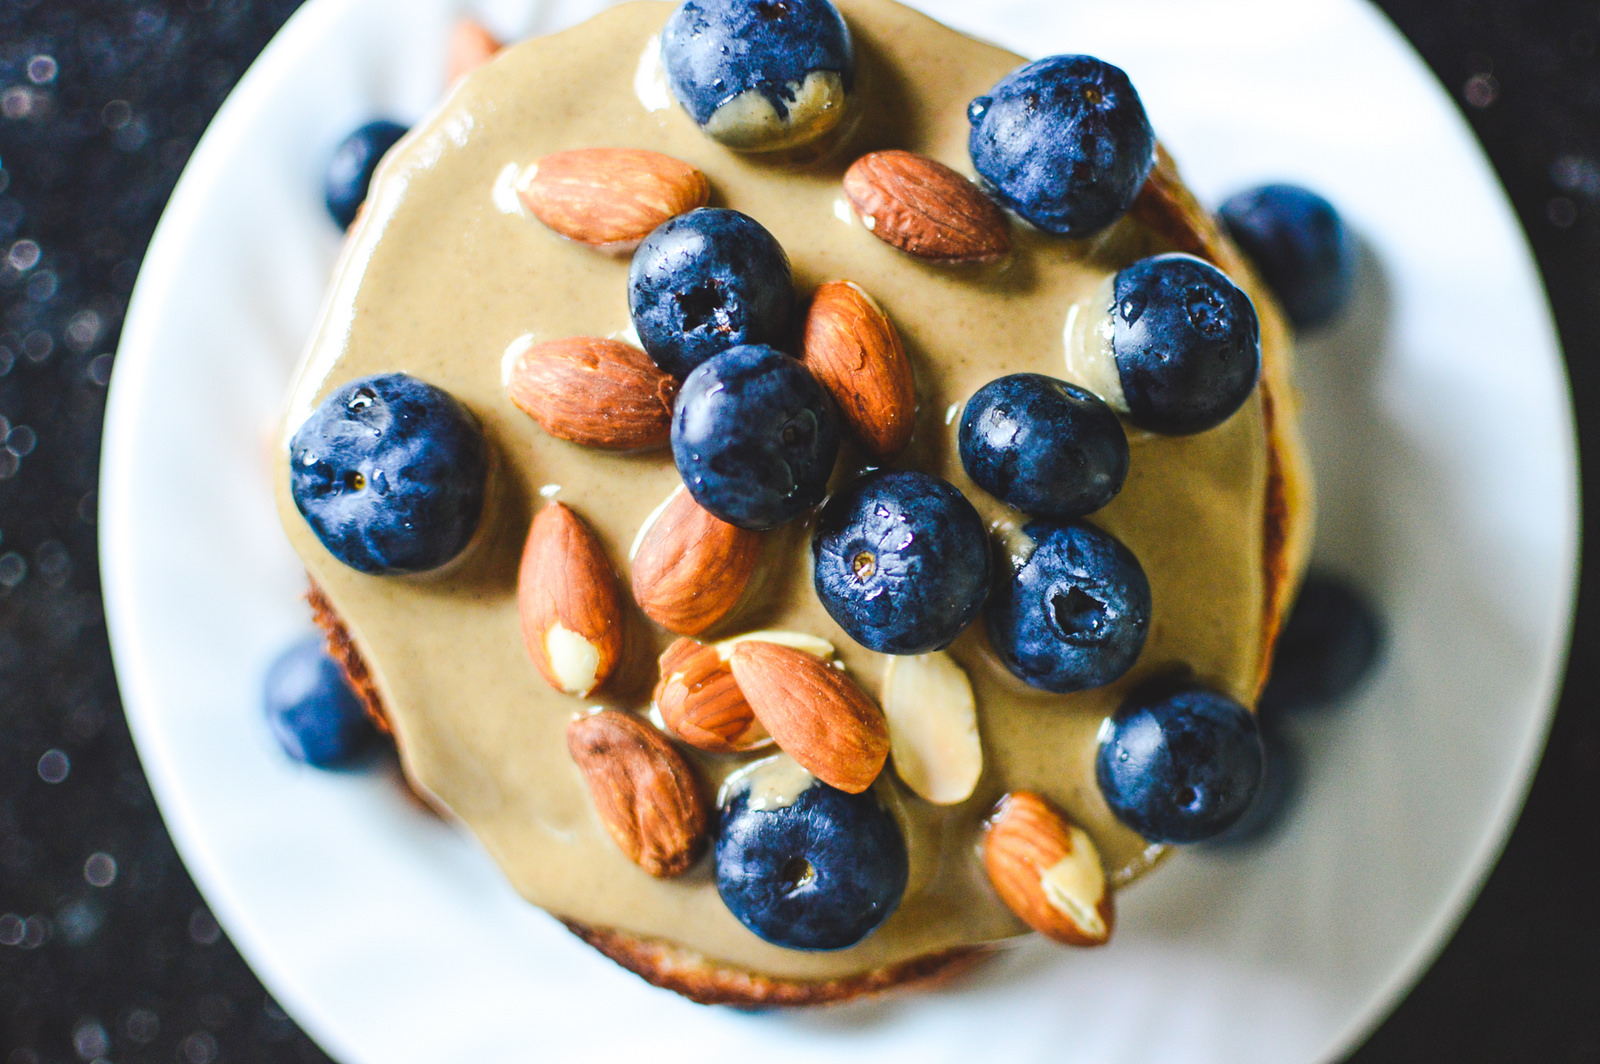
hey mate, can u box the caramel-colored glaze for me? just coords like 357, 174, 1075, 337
276, 0, 1292, 979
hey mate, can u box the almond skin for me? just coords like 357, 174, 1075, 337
802, 281, 915, 458
517, 503, 624, 696
983, 791, 1114, 947
728, 641, 889, 793
507, 336, 678, 450
518, 148, 710, 250
654, 638, 770, 753
567, 710, 708, 877
632, 489, 762, 634
447, 20, 503, 83
843, 150, 1010, 262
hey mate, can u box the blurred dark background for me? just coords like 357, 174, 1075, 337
1, 0, 1596, 1061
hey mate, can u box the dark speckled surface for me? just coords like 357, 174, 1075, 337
1, 1, 1597, 1061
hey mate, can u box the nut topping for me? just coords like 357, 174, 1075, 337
654, 638, 770, 753
567, 710, 707, 877
843, 150, 1010, 262
631, 487, 762, 634
518, 147, 710, 250
447, 20, 503, 83
517, 503, 624, 697
881, 651, 982, 804
728, 641, 889, 794
506, 336, 678, 451
801, 281, 916, 458
983, 791, 1114, 946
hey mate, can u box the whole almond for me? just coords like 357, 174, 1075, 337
843, 150, 1010, 262
507, 336, 678, 450
802, 281, 915, 458
728, 641, 888, 793
518, 148, 710, 250
654, 638, 770, 753
567, 710, 707, 877
447, 19, 503, 83
632, 488, 762, 634
518, 503, 624, 696
983, 791, 1114, 947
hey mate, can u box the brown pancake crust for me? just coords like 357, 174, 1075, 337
301, 148, 1310, 1007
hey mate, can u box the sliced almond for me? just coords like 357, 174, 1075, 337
983, 791, 1114, 946
517, 503, 624, 696
567, 709, 707, 877
517, 148, 710, 250
881, 652, 982, 805
801, 281, 916, 458
653, 638, 770, 753
843, 150, 1010, 262
447, 20, 503, 83
728, 641, 888, 794
507, 336, 678, 451
632, 487, 762, 635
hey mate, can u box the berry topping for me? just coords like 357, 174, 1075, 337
289, 373, 488, 574
1219, 184, 1356, 329
812, 469, 991, 654
967, 55, 1155, 238
1095, 683, 1264, 843
263, 635, 376, 767
1111, 253, 1261, 435
985, 520, 1150, 693
1260, 572, 1383, 713
629, 208, 795, 378
715, 759, 907, 950
662, 0, 854, 152
671, 344, 840, 530
325, 120, 408, 230
959, 373, 1129, 519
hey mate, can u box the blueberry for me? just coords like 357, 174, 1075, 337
263, 635, 376, 767
289, 373, 488, 574
812, 470, 990, 654
662, 0, 854, 151
1095, 683, 1264, 843
959, 373, 1129, 519
325, 120, 408, 230
967, 55, 1155, 238
985, 520, 1150, 693
1219, 184, 1355, 329
1260, 572, 1382, 714
629, 208, 795, 378
1111, 253, 1261, 435
672, 344, 839, 530
716, 771, 907, 950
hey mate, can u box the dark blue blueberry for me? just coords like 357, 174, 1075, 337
959, 373, 1129, 519
716, 774, 907, 950
812, 470, 990, 654
985, 520, 1150, 693
263, 635, 376, 767
289, 373, 488, 574
629, 208, 794, 378
672, 344, 839, 530
325, 120, 408, 230
662, 0, 854, 151
1096, 683, 1264, 843
1260, 572, 1383, 714
1219, 184, 1355, 329
967, 55, 1155, 238
1111, 253, 1261, 435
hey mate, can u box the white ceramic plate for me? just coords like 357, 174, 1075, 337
101, 0, 1577, 1060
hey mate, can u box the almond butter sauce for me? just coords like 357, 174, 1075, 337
274, 0, 1282, 979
